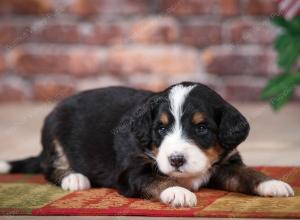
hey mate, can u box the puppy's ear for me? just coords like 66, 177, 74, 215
217, 105, 250, 150
131, 96, 162, 147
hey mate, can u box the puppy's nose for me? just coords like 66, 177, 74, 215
168, 154, 186, 168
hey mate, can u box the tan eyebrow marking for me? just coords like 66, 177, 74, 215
192, 112, 205, 124
160, 112, 169, 125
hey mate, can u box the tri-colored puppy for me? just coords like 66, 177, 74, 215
0, 82, 294, 207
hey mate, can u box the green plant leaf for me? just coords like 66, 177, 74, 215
273, 16, 300, 72
261, 73, 293, 99
287, 16, 300, 35
264, 16, 300, 110
271, 16, 289, 28
277, 42, 300, 71
270, 85, 294, 111
272, 16, 300, 34
275, 34, 290, 51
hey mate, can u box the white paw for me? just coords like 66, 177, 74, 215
256, 180, 294, 197
160, 186, 197, 207
61, 173, 91, 191
0, 161, 11, 174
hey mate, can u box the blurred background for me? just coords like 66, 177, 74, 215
0, 0, 299, 165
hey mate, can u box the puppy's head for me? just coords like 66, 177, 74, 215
132, 82, 249, 178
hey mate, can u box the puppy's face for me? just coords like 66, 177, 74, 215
138, 83, 249, 178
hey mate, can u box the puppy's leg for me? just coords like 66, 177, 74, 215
144, 177, 197, 207
208, 164, 294, 197
118, 171, 197, 207
45, 167, 91, 192
44, 139, 91, 191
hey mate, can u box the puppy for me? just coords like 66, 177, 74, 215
0, 82, 294, 207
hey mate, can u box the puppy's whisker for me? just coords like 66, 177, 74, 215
152, 162, 160, 174
144, 150, 157, 161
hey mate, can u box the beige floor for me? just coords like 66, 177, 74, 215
0, 102, 299, 220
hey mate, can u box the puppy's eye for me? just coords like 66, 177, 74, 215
195, 124, 208, 135
157, 126, 167, 136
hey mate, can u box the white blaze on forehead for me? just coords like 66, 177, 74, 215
169, 84, 196, 132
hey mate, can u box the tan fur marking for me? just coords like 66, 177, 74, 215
192, 112, 205, 124
52, 169, 72, 184
143, 177, 178, 200
51, 139, 74, 184
160, 112, 169, 125
204, 144, 223, 164
53, 138, 70, 170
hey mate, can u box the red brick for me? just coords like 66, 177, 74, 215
37, 24, 81, 44
180, 23, 221, 47
12, 46, 105, 76
202, 46, 278, 76
224, 78, 266, 101
36, 22, 125, 45
129, 17, 179, 43
69, 0, 151, 17
33, 78, 75, 101
68, 0, 96, 16
0, 0, 54, 15
217, 0, 240, 16
159, 0, 215, 16
0, 23, 19, 45
0, 53, 6, 73
227, 20, 278, 44
106, 46, 198, 75
0, 77, 29, 102
0, 23, 32, 47
84, 23, 125, 44
244, 0, 277, 15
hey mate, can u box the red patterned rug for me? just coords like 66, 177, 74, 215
0, 167, 299, 218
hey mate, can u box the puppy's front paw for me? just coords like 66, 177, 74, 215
61, 173, 91, 191
160, 186, 197, 207
256, 180, 294, 197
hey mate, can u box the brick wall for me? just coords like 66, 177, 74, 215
0, 0, 283, 102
